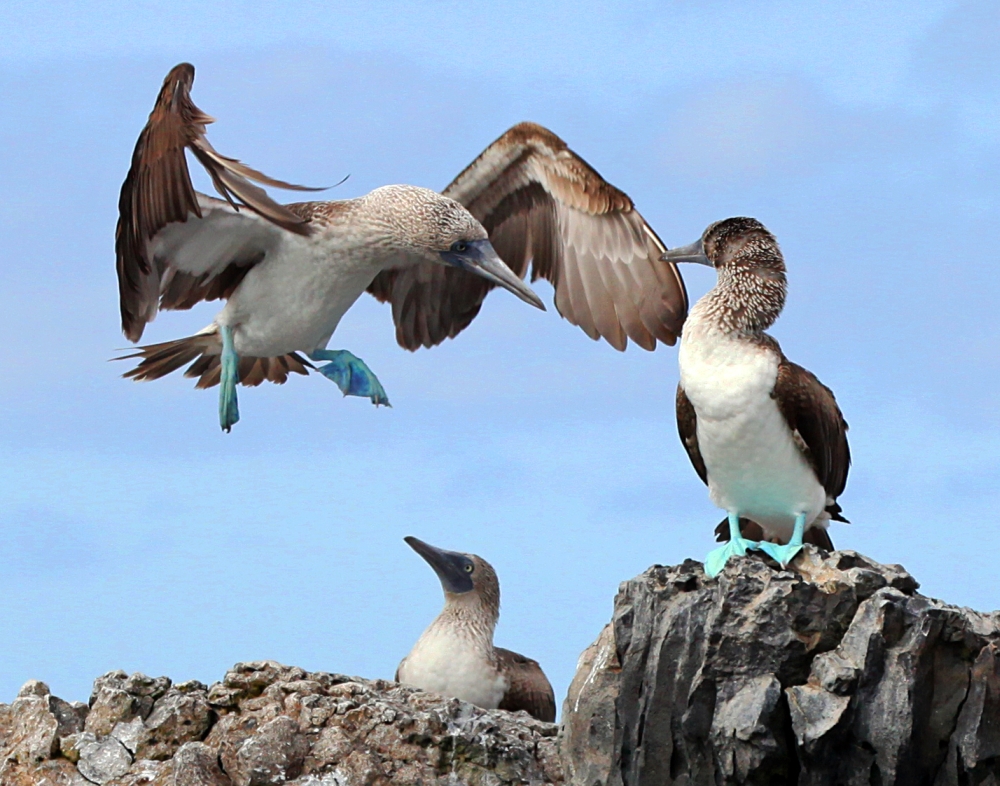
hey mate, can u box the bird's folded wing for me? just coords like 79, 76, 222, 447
367, 122, 688, 351
494, 647, 556, 723
676, 384, 708, 485
772, 359, 851, 501
116, 62, 322, 342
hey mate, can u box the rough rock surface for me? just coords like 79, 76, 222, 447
0, 661, 561, 786
4, 550, 998, 786
562, 548, 1000, 786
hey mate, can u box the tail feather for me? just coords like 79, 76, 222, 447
120, 329, 314, 388
826, 501, 850, 524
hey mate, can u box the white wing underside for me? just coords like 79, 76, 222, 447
129, 193, 290, 328
151, 194, 283, 279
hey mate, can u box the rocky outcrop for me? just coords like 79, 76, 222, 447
4, 549, 998, 786
0, 662, 561, 786
562, 548, 1000, 786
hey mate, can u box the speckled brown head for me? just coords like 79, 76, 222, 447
662, 217, 787, 333
404, 536, 501, 621
364, 186, 488, 252
362, 186, 544, 310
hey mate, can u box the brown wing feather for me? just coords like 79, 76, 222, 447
368, 122, 687, 351
772, 359, 851, 519
495, 647, 556, 723
676, 384, 708, 485
116, 63, 321, 342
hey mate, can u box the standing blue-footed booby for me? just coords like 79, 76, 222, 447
118, 64, 688, 432
396, 537, 556, 722
661, 218, 850, 578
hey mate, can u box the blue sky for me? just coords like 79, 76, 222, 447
1, 1, 998, 709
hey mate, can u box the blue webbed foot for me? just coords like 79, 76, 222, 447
704, 512, 760, 578
309, 349, 390, 407
758, 540, 803, 569
758, 513, 807, 569
219, 326, 240, 433
705, 536, 760, 578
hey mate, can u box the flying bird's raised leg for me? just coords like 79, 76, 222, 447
704, 512, 760, 578
219, 326, 241, 433
758, 513, 806, 569
309, 349, 390, 407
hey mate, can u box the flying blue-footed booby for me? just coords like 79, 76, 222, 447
661, 218, 850, 578
396, 536, 556, 722
118, 64, 688, 431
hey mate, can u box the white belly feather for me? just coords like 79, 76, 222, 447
398, 625, 508, 710
679, 313, 826, 542
219, 230, 382, 358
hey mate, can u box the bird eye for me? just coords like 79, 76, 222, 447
464, 564, 474, 573
451, 241, 468, 253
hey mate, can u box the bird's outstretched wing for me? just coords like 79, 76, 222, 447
495, 647, 556, 723
367, 122, 687, 351
116, 62, 322, 342
772, 359, 851, 519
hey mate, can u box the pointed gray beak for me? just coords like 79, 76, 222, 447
404, 536, 474, 594
660, 239, 712, 267
442, 239, 546, 310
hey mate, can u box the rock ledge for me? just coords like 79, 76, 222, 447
5, 549, 998, 785
0, 661, 561, 786
562, 548, 1000, 786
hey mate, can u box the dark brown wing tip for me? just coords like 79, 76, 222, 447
501, 121, 568, 150
157, 63, 197, 109
166, 62, 195, 83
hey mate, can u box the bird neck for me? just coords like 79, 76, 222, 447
431, 593, 499, 652
694, 266, 787, 337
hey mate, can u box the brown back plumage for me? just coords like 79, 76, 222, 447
367, 122, 687, 351
495, 647, 556, 723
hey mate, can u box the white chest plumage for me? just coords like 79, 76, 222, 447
398, 623, 508, 710
219, 228, 387, 357
679, 308, 827, 541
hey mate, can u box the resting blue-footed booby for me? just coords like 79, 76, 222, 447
661, 218, 850, 578
396, 537, 555, 722
118, 64, 688, 432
